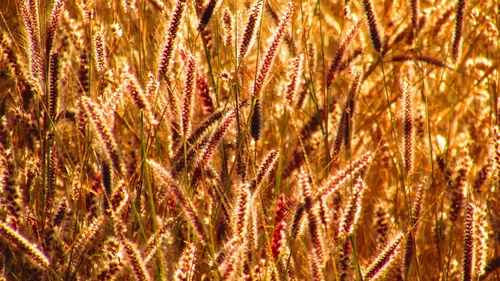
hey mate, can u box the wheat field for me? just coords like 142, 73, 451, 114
0, 0, 498, 280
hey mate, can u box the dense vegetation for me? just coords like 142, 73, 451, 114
0, 0, 498, 280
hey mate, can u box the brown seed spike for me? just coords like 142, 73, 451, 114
222, 8, 233, 47
158, 0, 187, 79
122, 238, 151, 281
197, 0, 218, 31
285, 55, 304, 107
238, 0, 263, 63
251, 1, 295, 99
93, 31, 108, 73
46, 0, 65, 54
361, 0, 383, 53
326, 22, 360, 87
338, 176, 366, 238
181, 54, 196, 138
410, 0, 419, 30
249, 149, 280, 195
48, 52, 59, 121
402, 73, 414, 174
250, 99, 262, 141
364, 232, 404, 280
451, 0, 466, 64
463, 202, 474, 281
0, 222, 50, 268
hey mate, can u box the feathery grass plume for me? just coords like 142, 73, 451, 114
251, 2, 295, 99
326, 21, 360, 87
331, 71, 361, 160
157, 0, 187, 79
71, 216, 105, 257
410, 0, 419, 30
238, 0, 263, 63
0, 32, 25, 79
93, 31, 108, 73
290, 202, 305, 239
48, 51, 59, 121
143, 220, 173, 264
196, 69, 214, 114
308, 249, 326, 281
122, 72, 158, 126
122, 238, 151, 281
148, 161, 207, 243
361, 0, 383, 53
244, 204, 258, 265
463, 202, 474, 281
222, 8, 233, 47
338, 176, 366, 238
181, 54, 196, 137
364, 232, 404, 280
249, 149, 280, 195
401, 72, 414, 174
285, 55, 303, 107
232, 183, 252, 238
271, 194, 288, 259
299, 167, 324, 265
451, 0, 466, 64
318, 150, 372, 201
46, 147, 58, 212
295, 82, 308, 110
81, 96, 123, 174
218, 241, 243, 280
250, 98, 262, 141
473, 161, 492, 194
0, 221, 50, 268
473, 206, 489, 279
77, 99, 88, 136
197, 0, 218, 31
212, 236, 239, 267
410, 184, 425, 227
174, 243, 197, 281
46, 0, 65, 54
19, 0, 43, 81
195, 106, 238, 170
449, 156, 471, 222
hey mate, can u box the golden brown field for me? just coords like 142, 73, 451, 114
0, 0, 498, 280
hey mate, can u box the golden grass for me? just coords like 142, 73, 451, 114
0, 0, 498, 280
